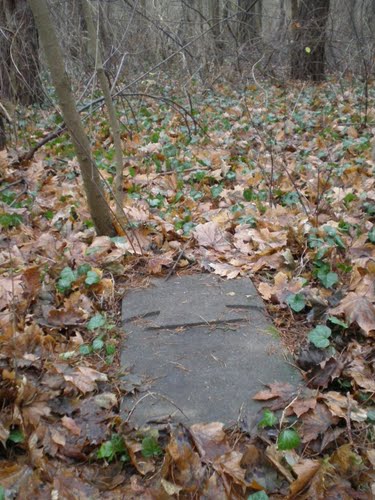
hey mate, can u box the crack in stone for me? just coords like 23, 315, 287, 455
147, 317, 249, 330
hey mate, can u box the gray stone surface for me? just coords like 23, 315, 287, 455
121, 274, 299, 427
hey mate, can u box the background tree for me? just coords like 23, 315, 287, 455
290, 0, 330, 81
80, 0, 125, 223
28, 0, 116, 236
0, 0, 43, 104
237, 0, 262, 45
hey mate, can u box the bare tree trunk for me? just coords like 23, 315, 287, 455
81, 0, 125, 223
209, 0, 224, 64
0, 116, 5, 150
237, 0, 262, 44
290, 0, 330, 82
0, 0, 43, 105
28, 0, 116, 237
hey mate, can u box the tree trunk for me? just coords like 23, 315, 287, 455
290, 0, 330, 82
0, 116, 5, 150
80, 0, 125, 223
209, 0, 224, 64
237, 0, 262, 44
28, 0, 116, 237
0, 0, 43, 105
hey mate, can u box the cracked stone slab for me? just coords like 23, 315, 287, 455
121, 274, 300, 427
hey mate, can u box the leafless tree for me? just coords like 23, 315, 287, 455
290, 0, 330, 82
0, 0, 43, 104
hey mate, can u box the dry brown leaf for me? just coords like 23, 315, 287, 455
253, 382, 297, 410
22, 401, 51, 427
194, 221, 231, 252
290, 397, 317, 418
163, 426, 205, 493
300, 403, 337, 443
61, 416, 81, 436
190, 422, 230, 462
213, 450, 247, 487
63, 366, 108, 394
289, 458, 321, 497
94, 392, 118, 409
330, 293, 375, 336
147, 252, 174, 274
209, 262, 241, 279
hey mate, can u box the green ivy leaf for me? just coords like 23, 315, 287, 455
92, 338, 104, 351
105, 344, 116, 355
211, 185, 223, 199
243, 188, 255, 202
0, 485, 5, 500
367, 410, 375, 422
77, 263, 91, 276
79, 344, 92, 356
317, 269, 338, 289
258, 409, 278, 428
286, 293, 306, 312
8, 429, 25, 444
85, 270, 101, 286
247, 492, 269, 500
308, 325, 332, 348
141, 435, 162, 458
56, 267, 77, 293
368, 227, 375, 243
277, 429, 301, 450
328, 316, 348, 328
87, 313, 106, 331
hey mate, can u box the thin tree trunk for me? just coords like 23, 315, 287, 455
81, 0, 125, 223
210, 0, 224, 64
0, 0, 43, 105
237, 0, 262, 45
290, 0, 330, 82
28, 0, 116, 237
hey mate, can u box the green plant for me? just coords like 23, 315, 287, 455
277, 429, 301, 450
56, 264, 101, 294
97, 434, 129, 462
141, 434, 162, 458
0, 213, 22, 229
286, 293, 306, 312
258, 409, 278, 428
308, 325, 332, 348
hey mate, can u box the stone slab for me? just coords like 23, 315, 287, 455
121, 274, 299, 427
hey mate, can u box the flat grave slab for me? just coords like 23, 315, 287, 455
121, 274, 299, 427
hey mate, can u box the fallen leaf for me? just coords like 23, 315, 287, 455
190, 422, 230, 462
330, 293, 375, 336
300, 403, 337, 443
194, 222, 231, 252
289, 458, 321, 496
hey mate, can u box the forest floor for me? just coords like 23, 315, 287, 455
0, 79, 375, 499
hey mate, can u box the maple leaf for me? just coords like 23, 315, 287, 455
61, 366, 108, 394
193, 221, 231, 252
300, 403, 337, 443
253, 382, 297, 410
330, 293, 375, 336
190, 422, 230, 462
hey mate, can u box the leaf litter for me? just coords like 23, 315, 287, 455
0, 80, 375, 497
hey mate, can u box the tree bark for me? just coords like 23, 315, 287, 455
28, 0, 116, 237
237, 0, 262, 45
209, 0, 224, 64
80, 0, 125, 222
290, 0, 330, 82
0, 0, 43, 105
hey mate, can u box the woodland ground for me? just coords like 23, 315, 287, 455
0, 79, 375, 499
